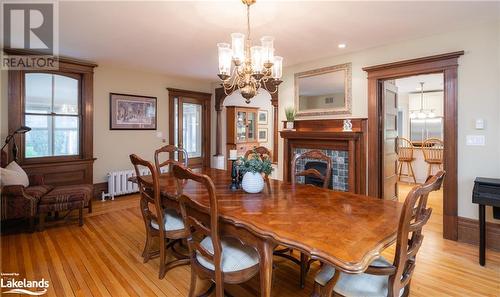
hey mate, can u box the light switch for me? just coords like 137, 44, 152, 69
466, 135, 486, 146
475, 119, 485, 130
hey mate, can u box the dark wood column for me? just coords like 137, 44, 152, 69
270, 92, 278, 163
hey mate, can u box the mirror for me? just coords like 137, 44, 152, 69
294, 63, 352, 117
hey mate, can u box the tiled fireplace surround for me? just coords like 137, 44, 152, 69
280, 118, 367, 195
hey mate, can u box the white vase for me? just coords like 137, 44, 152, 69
241, 172, 265, 194
286, 121, 294, 130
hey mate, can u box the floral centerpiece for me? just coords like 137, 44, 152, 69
237, 148, 273, 193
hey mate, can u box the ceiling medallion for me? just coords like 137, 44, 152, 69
216, 0, 283, 103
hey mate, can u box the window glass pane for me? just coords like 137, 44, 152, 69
54, 75, 79, 114
25, 73, 52, 114
182, 103, 202, 158
54, 116, 79, 156
25, 115, 51, 157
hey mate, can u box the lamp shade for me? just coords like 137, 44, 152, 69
15, 126, 31, 133
272, 56, 283, 79
231, 33, 245, 63
250, 46, 264, 73
217, 43, 232, 75
260, 36, 274, 63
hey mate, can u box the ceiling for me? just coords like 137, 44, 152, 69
395, 73, 444, 93
59, 1, 500, 81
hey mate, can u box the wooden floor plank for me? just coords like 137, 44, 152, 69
1, 188, 499, 297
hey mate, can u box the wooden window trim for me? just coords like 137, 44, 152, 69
6, 50, 97, 167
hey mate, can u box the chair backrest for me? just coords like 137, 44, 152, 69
291, 150, 332, 189
422, 138, 444, 164
130, 154, 164, 236
389, 171, 445, 296
173, 165, 223, 293
244, 146, 272, 161
154, 145, 188, 173
397, 137, 414, 160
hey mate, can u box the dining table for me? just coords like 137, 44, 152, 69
132, 168, 402, 297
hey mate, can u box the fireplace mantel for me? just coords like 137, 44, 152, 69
280, 119, 367, 194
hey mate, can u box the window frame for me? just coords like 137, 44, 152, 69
22, 71, 83, 162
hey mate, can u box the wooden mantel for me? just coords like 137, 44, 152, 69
281, 118, 367, 194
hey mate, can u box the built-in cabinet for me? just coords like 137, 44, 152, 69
226, 106, 259, 163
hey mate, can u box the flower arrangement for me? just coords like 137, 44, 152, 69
237, 148, 273, 176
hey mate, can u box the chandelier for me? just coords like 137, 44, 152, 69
410, 82, 435, 119
217, 0, 283, 103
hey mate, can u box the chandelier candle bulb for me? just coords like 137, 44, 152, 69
251, 46, 264, 73
260, 36, 275, 64
272, 56, 283, 79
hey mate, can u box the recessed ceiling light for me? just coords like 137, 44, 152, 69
338, 43, 347, 49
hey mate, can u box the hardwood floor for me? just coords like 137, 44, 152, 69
1, 189, 499, 297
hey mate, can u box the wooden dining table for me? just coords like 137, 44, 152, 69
134, 168, 402, 297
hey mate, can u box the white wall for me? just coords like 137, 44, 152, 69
277, 21, 500, 222
93, 64, 211, 183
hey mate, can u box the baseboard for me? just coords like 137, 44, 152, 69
457, 216, 500, 251
93, 182, 107, 200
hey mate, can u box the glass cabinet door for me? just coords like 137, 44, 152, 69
247, 112, 256, 141
236, 111, 247, 142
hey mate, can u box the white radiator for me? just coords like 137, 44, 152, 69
101, 167, 168, 201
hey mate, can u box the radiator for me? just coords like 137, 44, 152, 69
101, 167, 168, 201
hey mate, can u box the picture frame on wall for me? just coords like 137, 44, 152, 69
110, 93, 157, 130
258, 110, 268, 125
258, 128, 268, 142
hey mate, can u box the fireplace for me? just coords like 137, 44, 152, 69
280, 118, 367, 194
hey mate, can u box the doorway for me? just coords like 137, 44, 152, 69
364, 51, 463, 241
168, 88, 211, 168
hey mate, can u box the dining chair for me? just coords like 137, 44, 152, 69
397, 137, 417, 183
244, 146, 272, 160
154, 144, 189, 173
291, 150, 332, 189
422, 138, 444, 178
313, 171, 446, 297
129, 154, 190, 279
286, 149, 333, 288
173, 165, 260, 297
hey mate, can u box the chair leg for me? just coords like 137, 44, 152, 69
78, 208, 82, 226
38, 214, 46, 231
397, 161, 403, 181
159, 238, 167, 279
88, 199, 93, 214
188, 267, 198, 297
142, 233, 153, 262
408, 162, 417, 184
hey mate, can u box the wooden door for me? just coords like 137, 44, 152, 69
382, 81, 399, 200
174, 96, 207, 167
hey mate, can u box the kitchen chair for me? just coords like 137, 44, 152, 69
397, 137, 417, 183
244, 146, 272, 160
130, 154, 190, 279
422, 138, 444, 178
154, 144, 188, 173
173, 165, 260, 297
313, 171, 445, 297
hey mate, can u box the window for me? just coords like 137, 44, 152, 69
24, 73, 80, 158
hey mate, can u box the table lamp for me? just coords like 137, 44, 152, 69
1, 126, 31, 162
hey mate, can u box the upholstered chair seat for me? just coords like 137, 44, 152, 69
196, 237, 259, 272
315, 257, 405, 297
150, 209, 185, 231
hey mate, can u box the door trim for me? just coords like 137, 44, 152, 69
167, 88, 212, 168
363, 51, 464, 241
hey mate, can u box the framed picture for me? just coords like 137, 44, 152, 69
110, 93, 157, 130
258, 110, 268, 125
258, 128, 268, 142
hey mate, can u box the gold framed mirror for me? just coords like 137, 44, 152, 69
294, 63, 352, 117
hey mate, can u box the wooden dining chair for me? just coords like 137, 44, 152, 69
129, 154, 190, 279
244, 146, 272, 160
286, 149, 333, 288
422, 138, 444, 178
313, 171, 446, 297
397, 137, 417, 183
173, 165, 260, 297
291, 150, 332, 189
154, 144, 189, 173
